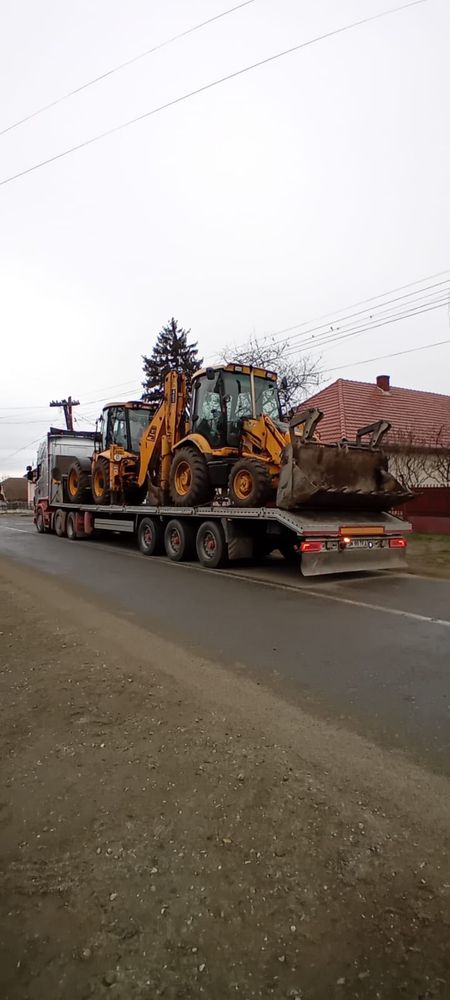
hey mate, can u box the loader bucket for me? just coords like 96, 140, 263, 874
277, 434, 412, 513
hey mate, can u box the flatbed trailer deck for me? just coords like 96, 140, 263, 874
35, 499, 411, 576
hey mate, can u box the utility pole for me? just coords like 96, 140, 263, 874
49, 396, 80, 431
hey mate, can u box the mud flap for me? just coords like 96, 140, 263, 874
301, 546, 408, 576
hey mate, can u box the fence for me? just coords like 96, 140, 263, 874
394, 486, 450, 535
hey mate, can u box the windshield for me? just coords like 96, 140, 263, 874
254, 377, 281, 420
128, 408, 152, 451
221, 373, 280, 421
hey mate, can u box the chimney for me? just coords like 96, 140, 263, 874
376, 374, 390, 392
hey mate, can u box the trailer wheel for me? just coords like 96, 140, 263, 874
66, 511, 78, 540
164, 519, 196, 562
138, 517, 164, 556
35, 508, 45, 534
228, 459, 272, 507
54, 509, 67, 537
92, 458, 111, 505
67, 459, 92, 503
196, 520, 228, 568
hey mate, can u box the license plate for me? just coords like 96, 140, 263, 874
348, 538, 381, 549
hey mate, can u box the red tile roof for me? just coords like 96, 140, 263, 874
302, 377, 450, 446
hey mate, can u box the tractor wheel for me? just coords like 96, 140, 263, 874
169, 448, 213, 507
228, 459, 272, 508
123, 482, 148, 506
92, 458, 111, 506
67, 459, 92, 503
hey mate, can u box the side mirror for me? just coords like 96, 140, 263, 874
280, 376, 288, 390
206, 367, 216, 381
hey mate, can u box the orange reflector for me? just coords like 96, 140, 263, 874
301, 540, 324, 553
389, 537, 407, 548
340, 526, 385, 536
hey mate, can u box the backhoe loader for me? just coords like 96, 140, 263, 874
66, 363, 410, 512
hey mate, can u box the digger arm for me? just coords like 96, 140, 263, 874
137, 371, 187, 488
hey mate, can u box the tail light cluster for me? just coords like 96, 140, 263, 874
300, 536, 407, 553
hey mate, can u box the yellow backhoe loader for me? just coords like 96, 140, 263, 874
66, 363, 410, 512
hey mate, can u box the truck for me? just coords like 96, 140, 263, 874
32, 364, 411, 577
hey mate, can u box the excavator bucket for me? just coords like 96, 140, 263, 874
276, 409, 412, 512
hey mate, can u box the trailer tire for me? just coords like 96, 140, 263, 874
66, 511, 78, 540
169, 448, 213, 506
54, 509, 67, 537
196, 520, 228, 568
35, 508, 45, 534
228, 459, 272, 507
164, 519, 196, 562
138, 517, 164, 556
92, 457, 111, 505
67, 459, 92, 503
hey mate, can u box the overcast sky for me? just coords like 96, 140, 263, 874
1, 0, 449, 477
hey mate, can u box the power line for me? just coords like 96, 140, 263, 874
262, 279, 450, 352
281, 295, 450, 358
0, 434, 44, 467
207, 268, 450, 361
0, 0, 427, 188
0, 0, 257, 137
320, 337, 450, 376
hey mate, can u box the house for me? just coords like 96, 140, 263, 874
302, 375, 450, 533
0, 477, 28, 503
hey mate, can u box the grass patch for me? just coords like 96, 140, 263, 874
407, 533, 450, 578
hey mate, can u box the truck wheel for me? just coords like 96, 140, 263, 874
228, 459, 272, 507
66, 511, 78, 540
92, 458, 111, 505
67, 459, 92, 503
138, 517, 163, 556
54, 509, 67, 537
164, 519, 196, 561
196, 520, 228, 568
169, 448, 213, 506
35, 508, 45, 533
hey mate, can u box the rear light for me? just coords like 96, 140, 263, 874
389, 537, 407, 548
300, 540, 324, 553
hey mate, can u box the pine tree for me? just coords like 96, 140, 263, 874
141, 318, 203, 404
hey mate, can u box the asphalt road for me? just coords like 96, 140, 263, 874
1, 513, 450, 775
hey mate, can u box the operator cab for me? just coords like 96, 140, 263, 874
190, 364, 282, 449
97, 402, 155, 454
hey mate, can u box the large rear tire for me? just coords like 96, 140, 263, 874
67, 459, 92, 503
228, 459, 272, 508
169, 448, 213, 507
164, 519, 197, 561
92, 457, 111, 506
